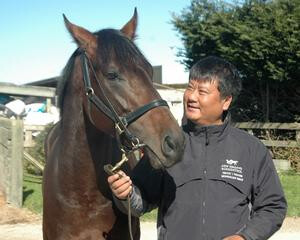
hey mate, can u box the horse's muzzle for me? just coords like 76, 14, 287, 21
161, 131, 185, 167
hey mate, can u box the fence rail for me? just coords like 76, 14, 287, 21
233, 122, 300, 148
233, 122, 300, 171
24, 124, 46, 147
24, 122, 300, 150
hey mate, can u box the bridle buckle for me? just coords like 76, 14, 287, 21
85, 87, 94, 96
115, 122, 125, 135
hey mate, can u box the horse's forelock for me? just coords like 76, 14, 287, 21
95, 29, 152, 74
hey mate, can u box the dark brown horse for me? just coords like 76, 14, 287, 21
43, 9, 184, 240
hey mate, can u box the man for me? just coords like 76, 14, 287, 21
108, 56, 287, 240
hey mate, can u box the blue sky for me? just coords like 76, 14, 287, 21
0, 0, 190, 85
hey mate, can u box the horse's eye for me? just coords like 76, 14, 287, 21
106, 72, 119, 80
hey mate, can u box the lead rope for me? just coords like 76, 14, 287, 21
104, 152, 134, 240
127, 194, 133, 240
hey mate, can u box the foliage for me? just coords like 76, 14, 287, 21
172, 0, 300, 122
256, 129, 300, 172
273, 146, 300, 172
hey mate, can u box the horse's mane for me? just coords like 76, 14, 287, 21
57, 28, 153, 116
56, 49, 80, 116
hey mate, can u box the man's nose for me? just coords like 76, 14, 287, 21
188, 89, 198, 101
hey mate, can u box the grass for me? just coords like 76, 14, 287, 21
23, 174, 43, 214
22, 171, 300, 219
279, 170, 300, 217
141, 209, 157, 222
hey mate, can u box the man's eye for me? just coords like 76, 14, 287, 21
198, 90, 208, 95
106, 72, 119, 80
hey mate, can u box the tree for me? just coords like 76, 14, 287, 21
172, 0, 300, 122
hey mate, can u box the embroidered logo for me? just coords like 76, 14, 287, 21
226, 159, 238, 166
221, 159, 243, 182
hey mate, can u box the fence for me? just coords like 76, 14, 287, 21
23, 122, 300, 172
0, 117, 23, 207
233, 122, 300, 170
0, 83, 55, 207
0, 120, 45, 207
1, 119, 299, 208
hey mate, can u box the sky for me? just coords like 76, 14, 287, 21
0, 0, 191, 85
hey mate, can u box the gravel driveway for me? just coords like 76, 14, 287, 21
0, 204, 299, 240
0, 218, 299, 240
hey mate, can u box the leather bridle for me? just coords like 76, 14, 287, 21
80, 49, 168, 240
80, 49, 169, 154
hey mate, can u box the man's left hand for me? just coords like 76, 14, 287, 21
223, 235, 245, 240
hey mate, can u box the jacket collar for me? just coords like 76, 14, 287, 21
182, 113, 231, 144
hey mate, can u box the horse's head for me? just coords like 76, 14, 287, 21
61, 9, 184, 169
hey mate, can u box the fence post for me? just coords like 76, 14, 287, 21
10, 118, 24, 207
46, 98, 52, 113
296, 130, 300, 144
0, 117, 23, 207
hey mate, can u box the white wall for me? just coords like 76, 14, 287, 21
157, 89, 184, 125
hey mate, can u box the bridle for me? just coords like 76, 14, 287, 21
80, 49, 168, 240
80, 50, 169, 154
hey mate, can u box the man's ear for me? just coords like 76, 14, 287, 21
222, 95, 233, 111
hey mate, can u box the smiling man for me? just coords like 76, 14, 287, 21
108, 56, 287, 240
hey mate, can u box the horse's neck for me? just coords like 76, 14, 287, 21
59, 85, 114, 183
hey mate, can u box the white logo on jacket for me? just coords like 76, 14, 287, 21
226, 159, 238, 166
221, 159, 243, 182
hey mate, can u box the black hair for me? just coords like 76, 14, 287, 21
189, 56, 242, 101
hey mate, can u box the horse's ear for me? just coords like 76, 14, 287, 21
120, 8, 137, 40
63, 14, 97, 57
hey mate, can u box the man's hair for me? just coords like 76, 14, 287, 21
189, 56, 242, 101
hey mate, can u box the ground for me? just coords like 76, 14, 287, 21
0, 203, 299, 240
0, 204, 41, 225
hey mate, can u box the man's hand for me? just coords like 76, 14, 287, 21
223, 235, 245, 240
107, 171, 132, 200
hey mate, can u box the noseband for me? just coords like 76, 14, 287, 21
80, 50, 168, 153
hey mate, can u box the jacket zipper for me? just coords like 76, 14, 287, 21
202, 127, 209, 240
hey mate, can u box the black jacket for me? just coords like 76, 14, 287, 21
115, 120, 287, 240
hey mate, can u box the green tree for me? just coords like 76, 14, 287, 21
172, 0, 300, 122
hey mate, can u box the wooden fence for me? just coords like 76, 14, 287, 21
0, 117, 23, 207
0, 83, 55, 207
233, 122, 300, 170
23, 122, 300, 172
1, 120, 299, 208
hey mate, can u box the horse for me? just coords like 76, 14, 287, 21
43, 9, 185, 240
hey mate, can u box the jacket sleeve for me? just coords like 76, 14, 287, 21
238, 143, 287, 240
113, 157, 164, 217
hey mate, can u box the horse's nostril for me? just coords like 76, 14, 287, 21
162, 135, 176, 155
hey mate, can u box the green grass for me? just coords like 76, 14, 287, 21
141, 209, 157, 222
279, 170, 300, 217
23, 174, 43, 214
22, 171, 300, 219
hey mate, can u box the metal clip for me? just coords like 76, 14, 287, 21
86, 87, 94, 96
130, 137, 146, 151
103, 153, 128, 176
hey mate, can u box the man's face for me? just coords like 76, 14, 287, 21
183, 79, 232, 126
